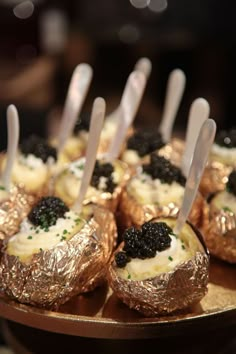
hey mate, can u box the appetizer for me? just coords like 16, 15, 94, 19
54, 157, 128, 211
119, 153, 207, 230
108, 217, 209, 316
0, 196, 117, 308
1, 135, 67, 196
200, 129, 236, 197
204, 170, 236, 263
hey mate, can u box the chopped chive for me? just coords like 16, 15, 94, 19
181, 245, 186, 250
168, 256, 173, 261
0, 186, 5, 191
60, 236, 67, 241
63, 229, 68, 234
222, 206, 233, 212
39, 248, 43, 252
127, 274, 131, 279
27, 235, 33, 240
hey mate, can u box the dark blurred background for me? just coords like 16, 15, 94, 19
0, 0, 236, 150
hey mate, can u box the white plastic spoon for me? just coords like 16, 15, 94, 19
73, 97, 106, 213
174, 119, 216, 235
2, 105, 20, 191
159, 69, 186, 143
181, 98, 210, 177
105, 71, 146, 162
134, 57, 152, 80
106, 58, 151, 122
57, 63, 93, 154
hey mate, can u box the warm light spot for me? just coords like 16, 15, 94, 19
118, 24, 140, 44
13, 1, 34, 19
130, 0, 150, 9
148, 0, 168, 13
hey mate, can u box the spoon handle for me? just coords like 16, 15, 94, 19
181, 98, 210, 177
135, 57, 152, 80
73, 97, 105, 213
159, 69, 186, 143
106, 71, 146, 161
57, 63, 93, 154
174, 119, 216, 235
2, 105, 20, 191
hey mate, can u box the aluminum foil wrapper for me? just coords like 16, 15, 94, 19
158, 137, 184, 167
119, 187, 208, 232
0, 185, 35, 240
200, 161, 233, 198
204, 208, 236, 263
108, 219, 209, 316
0, 205, 117, 309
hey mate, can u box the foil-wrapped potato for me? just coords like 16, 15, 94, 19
0, 197, 117, 309
119, 153, 208, 231
200, 130, 236, 197
0, 184, 35, 239
204, 170, 236, 263
108, 217, 209, 316
54, 158, 129, 212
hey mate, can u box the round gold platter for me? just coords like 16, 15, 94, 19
0, 258, 235, 339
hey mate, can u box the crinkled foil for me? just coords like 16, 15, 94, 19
200, 161, 233, 198
204, 209, 236, 263
119, 187, 208, 231
0, 205, 117, 309
0, 185, 35, 240
108, 219, 209, 316
158, 138, 184, 167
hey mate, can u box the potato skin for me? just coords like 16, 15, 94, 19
107, 218, 209, 317
0, 206, 117, 309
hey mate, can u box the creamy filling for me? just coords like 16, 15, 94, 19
57, 158, 122, 202
101, 119, 117, 140
211, 190, 236, 214
118, 235, 189, 281
121, 150, 141, 166
127, 173, 185, 206
8, 154, 49, 192
117, 219, 202, 281
7, 210, 85, 262
0, 182, 9, 202
211, 143, 236, 166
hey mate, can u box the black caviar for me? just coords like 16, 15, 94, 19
20, 135, 57, 163
142, 153, 186, 186
73, 115, 90, 134
115, 221, 172, 268
226, 170, 236, 197
127, 130, 165, 157
28, 196, 69, 229
91, 160, 117, 193
215, 129, 236, 149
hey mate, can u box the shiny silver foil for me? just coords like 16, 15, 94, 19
205, 208, 236, 263
0, 185, 35, 239
108, 219, 209, 316
0, 205, 117, 309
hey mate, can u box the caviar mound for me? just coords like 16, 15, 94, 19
142, 153, 186, 186
20, 135, 57, 163
115, 221, 172, 267
226, 170, 236, 196
215, 129, 236, 149
28, 196, 69, 228
127, 131, 165, 157
91, 160, 117, 193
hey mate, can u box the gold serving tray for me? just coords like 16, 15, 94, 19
0, 258, 235, 339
